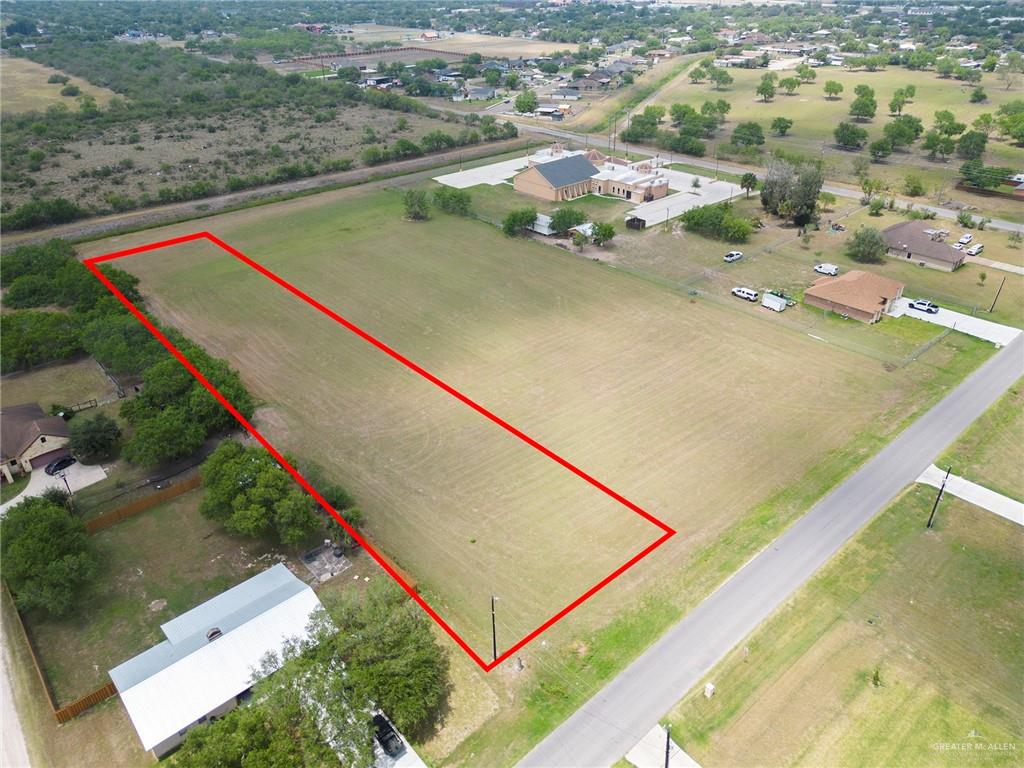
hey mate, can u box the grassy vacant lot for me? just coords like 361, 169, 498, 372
0, 57, 116, 114
23, 489, 281, 703
665, 488, 1023, 768
940, 378, 1023, 501
651, 65, 1023, 219
79, 185, 994, 765
0, 358, 116, 411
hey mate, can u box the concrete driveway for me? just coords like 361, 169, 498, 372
888, 298, 1022, 346
0, 461, 107, 515
629, 172, 740, 225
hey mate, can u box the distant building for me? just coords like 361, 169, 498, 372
882, 220, 966, 271
804, 270, 904, 323
514, 154, 599, 202
0, 404, 70, 483
109, 564, 327, 758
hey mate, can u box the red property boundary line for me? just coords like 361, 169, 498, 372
84, 232, 676, 672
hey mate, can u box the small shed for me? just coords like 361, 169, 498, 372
762, 293, 787, 312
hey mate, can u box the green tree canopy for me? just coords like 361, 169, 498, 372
846, 226, 887, 264
69, 413, 121, 463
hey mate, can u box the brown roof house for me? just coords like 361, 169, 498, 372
0, 404, 71, 483
804, 270, 905, 324
882, 220, 965, 272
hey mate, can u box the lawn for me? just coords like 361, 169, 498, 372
22, 489, 283, 703
462, 181, 634, 226
77, 184, 996, 765
0, 358, 118, 412
940, 378, 1024, 502
0, 57, 116, 114
663, 487, 1024, 768
649, 63, 1024, 221
1, 473, 29, 503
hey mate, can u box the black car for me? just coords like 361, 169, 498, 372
373, 714, 404, 758
44, 456, 76, 476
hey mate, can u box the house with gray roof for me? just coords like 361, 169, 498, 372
882, 220, 966, 272
109, 564, 327, 758
0, 403, 70, 483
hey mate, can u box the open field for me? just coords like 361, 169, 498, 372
0, 358, 117, 411
0, 57, 116, 114
78, 184, 995, 764
940, 378, 1024, 501
664, 488, 1024, 767
649, 64, 1024, 219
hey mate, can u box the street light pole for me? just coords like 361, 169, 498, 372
491, 595, 498, 663
927, 466, 951, 529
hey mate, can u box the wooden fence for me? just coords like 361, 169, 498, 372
85, 474, 201, 534
54, 683, 118, 724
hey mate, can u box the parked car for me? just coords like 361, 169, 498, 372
723, 251, 743, 263
966, 244, 985, 256
373, 714, 404, 758
958, 233, 973, 245
951, 243, 964, 250
731, 286, 759, 302
813, 263, 839, 276
44, 456, 76, 475
908, 299, 940, 314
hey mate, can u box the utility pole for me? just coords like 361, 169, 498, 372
927, 466, 951, 529
491, 595, 498, 663
664, 723, 671, 768
989, 275, 1006, 314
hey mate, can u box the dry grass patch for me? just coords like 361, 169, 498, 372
1, 57, 116, 114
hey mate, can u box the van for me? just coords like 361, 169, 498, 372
731, 286, 759, 302
966, 243, 984, 256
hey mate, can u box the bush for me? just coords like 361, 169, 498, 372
60, 84, 80, 97
403, 189, 430, 221
69, 413, 121, 463
845, 226, 887, 263
903, 174, 925, 197
680, 203, 751, 243
433, 186, 471, 216
502, 207, 537, 237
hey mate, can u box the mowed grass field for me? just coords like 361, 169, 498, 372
665, 487, 1024, 768
0, 57, 116, 113
650, 65, 1024, 216
0, 358, 116, 411
940, 378, 1024, 501
75, 186, 961, 661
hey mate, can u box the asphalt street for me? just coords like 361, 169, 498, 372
515, 123, 1024, 234
519, 332, 1024, 768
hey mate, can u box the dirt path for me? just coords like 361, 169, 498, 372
1, 139, 530, 252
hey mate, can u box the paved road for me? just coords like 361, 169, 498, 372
520, 332, 1024, 768
514, 123, 1024, 234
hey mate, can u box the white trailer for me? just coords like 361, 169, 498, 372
762, 293, 787, 312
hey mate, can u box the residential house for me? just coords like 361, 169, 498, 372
568, 77, 601, 92
550, 88, 581, 101
803, 270, 905, 323
882, 220, 966, 271
109, 564, 327, 758
0, 404, 70, 483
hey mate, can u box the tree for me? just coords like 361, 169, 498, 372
888, 92, 906, 116
69, 413, 121, 463
849, 96, 877, 121
779, 77, 801, 95
970, 86, 987, 104
972, 113, 995, 136
796, 64, 816, 82
883, 115, 924, 149
403, 189, 430, 220
846, 227, 887, 264
834, 121, 868, 149
433, 186, 472, 216
123, 405, 205, 466
483, 69, 501, 87
1, 497, 96, 617
756, 77, 776, 102
550, 207, 587, 234
514, 90, 538, 113
854, 84, 875, 99
869, 138, 892, 161
200, 440, 322, 546
708, 67, 733, 90
934, 110, 965, 136
592, 222, 616, 246
824, 81, 843, 100
688, 67, 706, 83
680, 203, 751, 243
956, 130, 988, 160
732, 122, 765, 146
903, 84, 916, 100
922, 130, 955, 159
759, 158, 823, 227
936, 58, 956, 78
740, 172, 758, 198
502, 207, 537, 237
504, 72, 520, 90
818, 191, 837, 212
996, 52, 1023, 91
770, 117, 793, 136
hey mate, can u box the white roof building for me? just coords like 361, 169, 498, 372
109, 564, 325, 757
